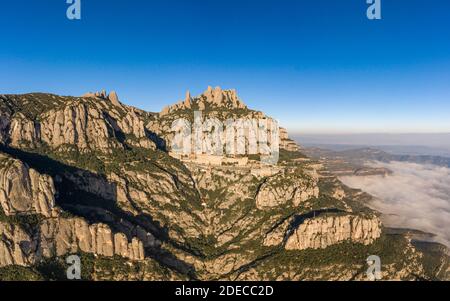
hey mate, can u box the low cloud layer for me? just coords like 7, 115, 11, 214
340, 161, 450, 247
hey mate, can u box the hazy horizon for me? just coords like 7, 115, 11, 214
294, 132, 450, 153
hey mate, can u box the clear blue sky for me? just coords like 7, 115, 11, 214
1, 0, 449, 134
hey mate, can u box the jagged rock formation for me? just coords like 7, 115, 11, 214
38, 218, 146, 261
40, 102, 122, 151
160, 86, 247, 116
0, 217, 150, 268
0, 222, 34, 267
107, 91, 121, 107
0, 153, 57, 217
9, 113, 40, 148
285, 215, 382, 250
82, 89, 122, 107
255, 168, 319, 209
0, 151, 157, 266
150, 86, 297, 156
0, 89, 447, 281
0, 92, 156, 154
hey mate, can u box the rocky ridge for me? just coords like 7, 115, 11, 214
0, 92, 156, 153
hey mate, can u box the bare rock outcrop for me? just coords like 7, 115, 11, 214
9, 113, 40, 148
0, 218, 149, 268
108, 91, 122, 107
0, 153, 57, 217
0, 222, 34, 267
154, 87, 300, 156
117, 109, 156, 149
202, 86, 247, 109
1, 92, 154, 152
184, 90, 192, 109
256, 169, 319, 209
159, 86, 247, 116
263, 218, 292, 247
106, 167, 203, 241
83, 90, 123, 108
285, 215, 382, 250
279, 127, 300, 152
38, 218, 146, 261
81, 91, 155, 149
40, 102, 122, 152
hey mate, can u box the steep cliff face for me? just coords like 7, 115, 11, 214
255, 168, 320, 209
0, 153, 57, 217
0, 222, 34, 267
285, 215, 382, 250
38, 217, 147, 261
9, 113, 40, 148
40, 102, 121, 151
279, 127, 300, 152
0, 152, 157, 265
0, 89, 447, 281
0, 217, 154, 267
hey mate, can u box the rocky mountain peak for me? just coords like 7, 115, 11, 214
107, 91, 121, 107
82, 89, 123, 107
159, 86, 247, 116
200, 86, 245, 109
184, 90, 192, 108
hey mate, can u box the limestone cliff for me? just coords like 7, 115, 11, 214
0, 152, 57, 217
0, 222, 34, 267
38, 217, 147, 261
285, 215, 382, 250
0, 217, 150, 268
255, 168, 320, 209
0, 152, 156, 266
0, 92, 156, 153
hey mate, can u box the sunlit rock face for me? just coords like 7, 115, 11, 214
0, 153, 57, 217
285, 215, 382, 250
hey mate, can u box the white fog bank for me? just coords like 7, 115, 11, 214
340, 161, 450, 247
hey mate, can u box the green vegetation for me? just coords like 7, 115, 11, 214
413, 241, 449, 280
0, 206, 44, 234
278, 149, 308, 163
1, 93, 74, 120
35, 258, 68, 281
0, 266, 43, 281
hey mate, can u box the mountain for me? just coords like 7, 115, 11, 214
0, 88, 448, 280
303, 147, 450, 177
